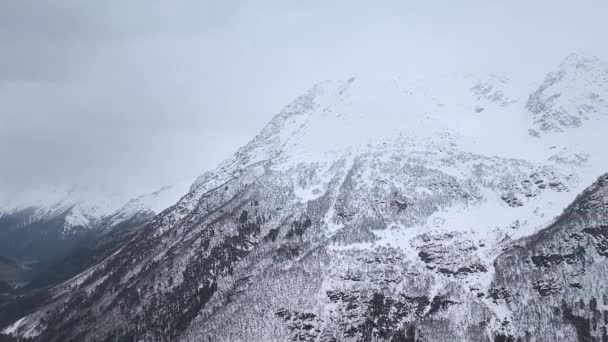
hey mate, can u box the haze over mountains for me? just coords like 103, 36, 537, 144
0, 181, 192, 262
2, 1, 607, 200
1, 53, 607, 341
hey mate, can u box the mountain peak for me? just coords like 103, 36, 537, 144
559, 52, 605, 70
527, 53, 608, 134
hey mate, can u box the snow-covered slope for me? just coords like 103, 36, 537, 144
0, 181, 192, 233
0, 185, 122, 233
528, 53, 608, 135
5, 54, 608, 342
104, 180, 192, 228
491, 173, 608, 341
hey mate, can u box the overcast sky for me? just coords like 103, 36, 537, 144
1, 0, 607, 198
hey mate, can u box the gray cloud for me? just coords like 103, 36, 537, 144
0, 0, 241, 81
1, 0, 607, 197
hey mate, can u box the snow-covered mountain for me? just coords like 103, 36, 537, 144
4, 54, 608, 341
528, 53, 608, 135
0, 181, 192, 262
0, 185, 122, 234
104, 181, 193, 228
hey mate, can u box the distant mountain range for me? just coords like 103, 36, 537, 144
0, 181, 191, 264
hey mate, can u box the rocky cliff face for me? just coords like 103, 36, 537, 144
492, 174, 608, 342
3, 54, 608, 341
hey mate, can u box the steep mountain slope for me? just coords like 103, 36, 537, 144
0, 181, 192, 332
492, 174, 608, 341
4, 54, 608, 341
105, 182, 192, 228
0, 216, 149, 333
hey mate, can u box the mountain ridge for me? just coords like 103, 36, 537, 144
4, 53, 608, 341
0, 180, 192, 263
